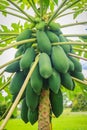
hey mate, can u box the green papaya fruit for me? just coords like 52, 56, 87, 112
16, 29, 32, 42
48, 69, 61, 94
27, 108, 38, 125
15, 45, 25, 57
71, 71, 84, 80
49, 22, 60, 31
12, 92, 25, 103
30, 64, 43, 95
36, 30, 51, 55
59, 35, 71, 53
16, 29, 32, 48
69, 56, 82, 72
26, 82, 39, 111
36, 21, 46, 30
51, 46, 69, 73
50, 89, 63, 117
21, 98, 28, 123
9, 71, 25, 95
39, 53, 53, 78
68, 58, 75, 71
20, 47, 35, 70
46, 30, 59, 43
5, 61, 20, 73
61, 73, 75, 90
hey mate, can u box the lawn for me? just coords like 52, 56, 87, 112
0, 109, 87, 130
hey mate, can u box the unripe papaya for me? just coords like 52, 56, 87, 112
36, 21, 46, 30
26, 82, 39, 111
51, 46, 69, 73
27, 108, 38, 125
21, 98, 28, 123
46, 30, 59, 43
68, 58, 75, 71
52, 29, 62, 35
50, 89, 63, 117
5, 61, 20, 73
15, 45, 25, 58
9, 71, 25, 95
59, 35, 71, 53
20, 47, 35, 70
16, 29, 32, 48
61, 73, 75, 90
36, 30, 51, 55
48, 69, 61, 94
71, 71, 84, 80
30, 64, 43, 95
12, 92, 25, 103
69, 56, 82, 72
39, 53, 53, 78
49, 22, 60, 31
16, 29, 32, 42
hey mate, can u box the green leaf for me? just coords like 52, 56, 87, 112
11, 22, 23, 32
50, 1, 55, 12
0, 0, 9, 6
54, 0, 58, 5
1, 25, 10, 32
79, 36, 87, 42
43, 0, 49, 7
41, 0, 50, 13
84, 52, 87, 58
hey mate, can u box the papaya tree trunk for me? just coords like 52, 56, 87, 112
38, 89, 51, 130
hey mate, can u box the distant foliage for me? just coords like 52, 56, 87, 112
72, 93, 87, 111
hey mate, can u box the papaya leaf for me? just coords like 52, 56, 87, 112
50, 1, 55, 12
0, 0, 9, 7
54, 0, 58, 5
11, 22, 23, 32
84, 52, 87, 58
79, 36, 87, 42
43, 0, 49, 7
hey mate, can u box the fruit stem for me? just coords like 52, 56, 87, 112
73, 47, 87, 52
0, 70, 5, 76
47, 0, 67, 25
56, 0, 80, 18
7, 0, 34, 22
40, 0, 43, 18
0, 38, 36, 52
68, 53, 87, 61
57, 7, 87, 19
0, 9, 29, 21
72, 76, 87, 85
0, 54, 40, 130
52, 41, 87, 46
0, 36, 16, 43
27, 0, 40, 17
63, 34, 87, 37
0, 55, 22, 69
0, 33, 19, 36
0, 79, 11, 91
61, 21, 87, 28
0, 3, 21, 13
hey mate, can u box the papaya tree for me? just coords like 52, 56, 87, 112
0, 0, 87, 130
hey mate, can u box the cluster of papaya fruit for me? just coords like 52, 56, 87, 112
5, 21, 84, 124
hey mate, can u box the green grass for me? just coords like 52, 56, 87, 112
0, 109, 87, 130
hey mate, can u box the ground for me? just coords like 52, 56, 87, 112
0, 109, 87, 130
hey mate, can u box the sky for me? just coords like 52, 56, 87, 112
0, 5, 87, 77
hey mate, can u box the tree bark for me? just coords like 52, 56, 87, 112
38, 89, 51, 130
